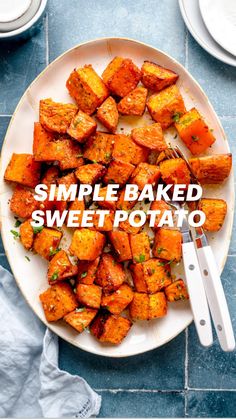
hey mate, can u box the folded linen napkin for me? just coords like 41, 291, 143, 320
0, 265, 101, 418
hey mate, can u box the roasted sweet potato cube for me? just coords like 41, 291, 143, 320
108, 231, 132, 262
102, 56, 141, 97
130, 162, 161, 190
77, 257, 100, 284
64, 308, 98, 333
39, 282, 78, 322
57, 172, 77, 190
141, 61, 178, 92
175, 108, 216, 155
147, 85, 186, 129
10, 185, 39, 218
129, 292, 149, 320
149, 292, 167, 319
165, 279, 189, 302
160, 158, 190, 187
103, 159, 134, 186
83, 132, 114, 164
42, 166, 60, 187
66, 65, 109, 115
33, 228, 62, 260
189, 154, 232, 184
20, 219, 34, 250
33, 122, 55, 160
96, 253, 125, 294
112, 134, 149, 165
130, 232, 150, 263
117, 86, 147, 116
76, 284, 102, 309
66, 199, 85, 226
75, 163, 106, 184
96, 186, 117, 211
116, 188, 139, 211
131, 258, 172, 293
97, 96, 119, 133
70, 228, 105, 260
150, 200, 172, 229
153, 228, 182, 261
56, 137, 84, 170
4, 153, 41, 188
67, 110, 97, 142
198, 198, 227, 232
101, 284, 134, 315
90, 312, 132, 344
47, 250, 78, 283
40, 98, 78, 133
131, 123, 166, 151
119, 216, 142, 234
91, 211, 114, 232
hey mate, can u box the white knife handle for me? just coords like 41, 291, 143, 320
182, 241, 213, 347
197, 245, 235, 352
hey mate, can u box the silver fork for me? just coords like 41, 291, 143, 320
165, 147, 213, 347
172, 146, 235, 352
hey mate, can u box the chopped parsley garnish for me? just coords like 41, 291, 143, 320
172, 112, 182, 122
135, 254, 145, 263
10, 230, 20, 238
105, 152, 111, 160
191, 135, 199, 142
25, 256, 30, 262
51, 271, 59, 281
158, 259, 175, 267
14, 219, 22, 228
81, 271, 88, 279
33, 226, 44, 234
157, 247, 165, 255
49, 246, 61, 257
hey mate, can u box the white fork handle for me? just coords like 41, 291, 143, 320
197, 245, 235, 352
182, 242, 213, 347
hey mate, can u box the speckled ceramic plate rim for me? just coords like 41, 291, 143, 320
0, 37, 234, 357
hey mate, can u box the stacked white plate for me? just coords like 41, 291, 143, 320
179, 0, 236, 67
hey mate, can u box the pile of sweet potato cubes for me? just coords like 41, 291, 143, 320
4, 56, 231, 345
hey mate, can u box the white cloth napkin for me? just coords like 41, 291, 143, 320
0, 266, 101, 418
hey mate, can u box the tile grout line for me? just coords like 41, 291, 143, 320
44, 13, 49, 66
94, 388, 236, 393
184, 327, 189, 417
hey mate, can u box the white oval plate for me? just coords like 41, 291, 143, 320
199, 0, 236, 58
0, 38, 234, 357
179, 0, 236, 67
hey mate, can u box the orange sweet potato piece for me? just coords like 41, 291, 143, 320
102, 56, 141, 97
67, 199, 85, 226
56, 137, 84, 171
130, 162, 161, 190
147, 85, 186, 129
33, 227, 62, 260
153, 228, 182, 261
108, 230, 132, 262
20, 219, 34, 250
90, 312, 132, 344
10, 185, 39, 218
175, 108, 216, 155
67, 110, 97, 142
70, 228, 105, 260
150, 200, 172, 229
41, 166, 60, 187
64, 308, 98, 332
165, 279, 189, 302
96, 96, 119, 133
141, 61, 178, 92
77, 257, 100, 285
130, 232, 150, 263
131, 123, 166, 151
4, 153, 41, 188
149, 292, 167, 319
116, 188, 139, 211
101, 283, 134, 315
47, 250, 78, 283
40, 98, 78, 133
96, 186, 117, 211
83, 131, 114, 164
76, 284, 102, 309
117, 86, 147, 116
96, 253, 125, 294
189, 154, 232, 184
39, 282, 78, 322
129, 292, 149, 320
91, 211, 114, 232
131, 258, 172, 294
198, 198, 227, 232
160, 158, 190, 186
119, 216, 142, 235
66, 65, 109, 115
103, 159, 134, 186
112, 134, 149, 165
75, 163, 106, 184
57, 172, 77, 190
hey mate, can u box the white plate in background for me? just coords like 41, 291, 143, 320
0, 38, 234, 357
179, 0, 236, 67
199, 0, 236, 58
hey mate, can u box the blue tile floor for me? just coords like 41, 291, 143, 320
1, 1, 236, 417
